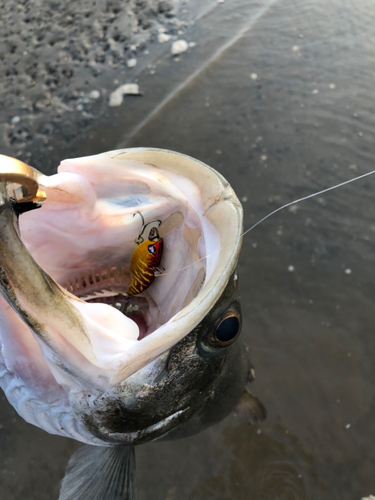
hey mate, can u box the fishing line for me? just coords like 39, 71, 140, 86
157, 168, 375, 277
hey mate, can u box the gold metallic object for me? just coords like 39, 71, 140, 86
0, 154, 46, 203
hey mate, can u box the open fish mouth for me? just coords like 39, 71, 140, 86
0, 148, 243, 443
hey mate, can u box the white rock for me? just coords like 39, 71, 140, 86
89, 90, 100, 99
171, 39, 189, 56
250, 73, 258, 80
158, 33, 170, 43
362, 496, 375, 500
127, 58, 137, 68
11, 116, 20, 125
108, 84, 141, 107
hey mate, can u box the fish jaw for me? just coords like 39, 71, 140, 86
0, 148, 243, 445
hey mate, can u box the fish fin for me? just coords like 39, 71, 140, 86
59, 444, 136, 500
234, 388, 267, 425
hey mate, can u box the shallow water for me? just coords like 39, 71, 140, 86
1, 0, 375, 498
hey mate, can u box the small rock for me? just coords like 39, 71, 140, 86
10, 116, 20, 125
288, 205, 299, 213
292, 45, 300, 51
362, 496, 375, 500
158, 33, 170, 43
312, 89, 319, 94
171, 40, 189, 56
89, 90, 100, 99
127, 58, 137, 68
329, 83, 336, 89
345, 268, 352, 275
288, 265, 295, 272
108, 84, 141, 107
250, 73, 258, 80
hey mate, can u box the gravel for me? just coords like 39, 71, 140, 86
0, 0, 184, 163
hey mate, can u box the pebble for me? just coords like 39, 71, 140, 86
288, 265, 295, 272
312, 89, 319, 94
345, 268, 352, 275
108, 83, 141, 107
329, 83, 336, 89
250, 73, 258, 80
89, 90, 100, 99
171, 39, 189, 56
10, 116, 20, 125
127, 58, 137, 68
292, 45, 299, 51
361, 496, 375, 500
346, 424, 351, 429
158, 33, 170, 43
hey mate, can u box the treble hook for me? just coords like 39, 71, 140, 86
133, 211, 162, 245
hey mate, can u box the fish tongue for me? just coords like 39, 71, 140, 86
0, 184, 139, 389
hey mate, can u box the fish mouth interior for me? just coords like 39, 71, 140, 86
60, 266, 150, 340
18, 156, 221, 348
51, 207, 209, 343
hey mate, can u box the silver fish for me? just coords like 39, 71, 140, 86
0, 148, 265, 499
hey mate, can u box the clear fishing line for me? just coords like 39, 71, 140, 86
157, 168, 375, 277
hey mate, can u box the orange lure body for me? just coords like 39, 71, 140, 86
127, 228, 163, 296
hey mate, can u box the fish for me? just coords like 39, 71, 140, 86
0, 148, 266, 499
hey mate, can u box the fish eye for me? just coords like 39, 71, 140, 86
215, 315, 240, 343
200, 307, 242, 352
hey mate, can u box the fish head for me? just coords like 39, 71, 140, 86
0, 148, 247, 446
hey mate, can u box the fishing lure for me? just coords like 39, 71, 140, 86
127, 212, 164, 296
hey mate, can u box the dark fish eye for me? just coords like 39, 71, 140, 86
200, 307, 242, 353
215, 315, 240, 343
